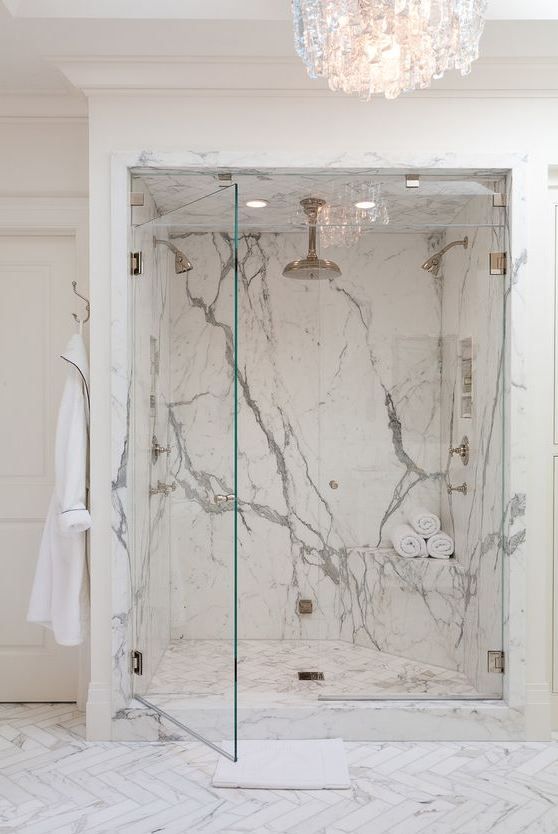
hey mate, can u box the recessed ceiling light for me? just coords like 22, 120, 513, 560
354, 200, 376, 209
246, 199, 268, 208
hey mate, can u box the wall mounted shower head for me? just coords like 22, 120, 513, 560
155, 239, 193, 274
421, 237, 468, 278
283, 197, 341, 280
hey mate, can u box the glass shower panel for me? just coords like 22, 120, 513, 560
314, 177, 506, 700
131, 185, 238, 759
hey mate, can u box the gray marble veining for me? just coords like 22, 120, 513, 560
165, 221, 504, 688
110, 152, 527, 740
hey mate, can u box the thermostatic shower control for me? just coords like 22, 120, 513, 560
450, 436, 470, 466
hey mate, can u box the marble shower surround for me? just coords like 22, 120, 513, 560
110, 152, 527, 741
166, 218, 505, 691
167, 230, 466, 671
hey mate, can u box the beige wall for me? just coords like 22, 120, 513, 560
0, 118, 88, 197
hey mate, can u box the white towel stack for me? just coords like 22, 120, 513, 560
390, 507, 455, 559
391, 524, 428, 559
406, 506, 440, 539
426, 532, 454, 558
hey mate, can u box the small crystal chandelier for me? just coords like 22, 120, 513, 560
291, 0, 487, 100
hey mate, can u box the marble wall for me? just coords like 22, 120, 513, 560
128, 216, 172, 696
165, 229, 491, 675
110, 152, 527, 742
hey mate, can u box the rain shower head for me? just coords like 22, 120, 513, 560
421, 236, 468, 278
282, 198, 341, 280
155, 239, 193, 274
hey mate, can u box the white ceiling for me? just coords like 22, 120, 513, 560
1, 1, 558, 99
4, 0, 558, 20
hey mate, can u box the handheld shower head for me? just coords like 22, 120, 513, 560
283, 198, 341, 280
155, 239, 193, 274
421, 237, 468, 278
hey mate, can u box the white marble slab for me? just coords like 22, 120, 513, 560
110, 151, 527, 741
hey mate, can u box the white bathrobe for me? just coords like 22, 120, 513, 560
27, 332, 91, 646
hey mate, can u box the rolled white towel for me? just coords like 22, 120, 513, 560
406, 506, 441, 539
427, 532, 454, 558
391, 524, 428, 558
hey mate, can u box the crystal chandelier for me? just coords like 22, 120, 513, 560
291, 0, 487, 100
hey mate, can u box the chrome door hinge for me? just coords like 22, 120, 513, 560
130, 192, 145, 207
132, 649, 143, 676
489, 252, 507, 276
493, 193, 507, 208
130, 251, 143, 276
487, 650, 505, 673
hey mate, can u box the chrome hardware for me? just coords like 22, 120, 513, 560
487, 650, 505, 673
421, 237, 468, 278
492, 193, 507, 208
448, 482, 468, 495
131, 650, 143, 676
130, 251, 143, 276
149, 480, 177, 497
71, 281, 90, 326
214, 493, 235, 504
151, 435, 170, 463
329, 480, 339, 490
489, 252, 507, 275
450, 436, 470, 466
130, 192, 145, 207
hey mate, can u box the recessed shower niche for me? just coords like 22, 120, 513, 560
127, 167, 508, 754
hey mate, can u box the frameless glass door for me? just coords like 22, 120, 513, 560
130, 184, 238, 760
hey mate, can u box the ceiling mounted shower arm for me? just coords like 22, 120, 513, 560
282, 197, 341, 280
302, 197, 323, 260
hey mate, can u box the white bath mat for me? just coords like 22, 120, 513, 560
212, 738, 350, 790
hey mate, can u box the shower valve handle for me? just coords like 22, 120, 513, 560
448, 482, 468, 496
449, 436, 470, 465
152, 435, 170, 463
150, 480, 177, 497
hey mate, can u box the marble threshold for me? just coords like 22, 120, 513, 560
115, 638, 523, 744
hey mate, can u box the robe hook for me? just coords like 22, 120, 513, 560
72, 281, 90, 325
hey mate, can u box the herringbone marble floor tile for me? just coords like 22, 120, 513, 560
1, 704, 558, 833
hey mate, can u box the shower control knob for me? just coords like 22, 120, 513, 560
152, 434, 171, 463
449, 436, 470, 466
149, 480, 177, 497
448, 482, 468, 496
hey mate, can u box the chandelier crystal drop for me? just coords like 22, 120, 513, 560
294, 183, 389, 249
291, 0, 487, 100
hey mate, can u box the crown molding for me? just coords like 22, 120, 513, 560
50, 55, 558, 99
0, 93, 88, 121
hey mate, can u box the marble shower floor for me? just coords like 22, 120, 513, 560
146, 639, 485, 707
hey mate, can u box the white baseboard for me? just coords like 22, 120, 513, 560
526, 683, 552, 739
86, 681, 112, 740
